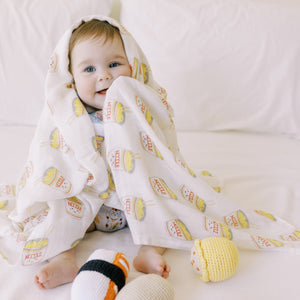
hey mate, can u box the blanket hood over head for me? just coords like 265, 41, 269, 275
12, 16, 168, 215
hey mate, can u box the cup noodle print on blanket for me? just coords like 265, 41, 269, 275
103, 75, 300, 252
0, 15, 300, 266
120, 0, 300, 138
0, 0, 113, 126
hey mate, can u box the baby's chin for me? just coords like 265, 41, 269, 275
84, 103, 103, 113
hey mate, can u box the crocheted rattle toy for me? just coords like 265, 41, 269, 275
71, 249, 174, 300
190, 237, 239, 282
115, 274, 174, 300
71, 249, 129, 300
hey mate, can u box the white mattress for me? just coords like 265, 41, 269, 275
0, 125, 299, 300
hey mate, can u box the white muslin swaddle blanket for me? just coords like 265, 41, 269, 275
0, 15, 299, 266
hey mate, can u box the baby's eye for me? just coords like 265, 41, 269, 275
109, 62, 120, 68
85, 66, 96, 73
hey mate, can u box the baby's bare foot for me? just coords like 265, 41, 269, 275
133, 246, 171, 279
35, 249, 78, 289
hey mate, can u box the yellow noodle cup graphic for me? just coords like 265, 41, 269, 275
22, 238, 48, 265
204, 216, 232, 240
202, 170, 212, 177
19, 176, 27, 190
294, 231, 300, 239
108, 171, 116, 192
25, 161, 34, 177
149, 177, 177, 200
50, 128, 70, 153
139, 132, 163, 159
175, 156, 195, 177
160, 96, 174, 118
157, 86, 167, 97
187, 167, 196, 177
251, 236, 283, 249
108, 149, 135, 173
98, 172, 116, 200
131, 57, 139, 79
136, 96, 153, 125
18, 161, 34, 190
0, 200, 8, 209
86, 173, 95, 186
0, 251, 7, 260
50, 128, 62, 149
14, 209, 49, 232
201, 170, 221, 192
280, 231, 300, 242
13, 219, 29, 232
65, 197, 84, 219
224, 210, 249, 229
72, 97, 86, 117
71, 239, 82, 248
43, 167, 72, 194
123, 197, 145, 221
166, 219, 192, 241
93, 136, 104, 152
0, 184, 16, 197
254, 210, 276, 221
140, 63, 150, 83
99, 188, 111, 200
104, 100, 125, 124
115, 102, 126, 124
180, 185, 206, 212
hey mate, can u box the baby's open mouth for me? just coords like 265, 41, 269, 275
97, 88, 108, 95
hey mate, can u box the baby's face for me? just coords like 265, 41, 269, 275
71, 34, 132, 111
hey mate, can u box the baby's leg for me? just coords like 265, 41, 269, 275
133, 245, 171, 279
35, 248, 78, 289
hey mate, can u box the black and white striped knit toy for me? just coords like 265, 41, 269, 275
71, 249, 129, 300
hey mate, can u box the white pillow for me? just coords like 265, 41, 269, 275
0, 0, 112, 126
121, 0, 300, 138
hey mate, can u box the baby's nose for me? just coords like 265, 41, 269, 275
98, 71, 112, 81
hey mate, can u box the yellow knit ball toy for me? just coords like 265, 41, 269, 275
190, 237, 239, 282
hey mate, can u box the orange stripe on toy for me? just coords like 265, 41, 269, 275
104, 281, 117, 300
113, 252, 130, 278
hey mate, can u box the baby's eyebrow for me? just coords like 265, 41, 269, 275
110, 55, 127, 61
77, 60, 93, 68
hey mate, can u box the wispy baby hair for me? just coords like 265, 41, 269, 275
68, 19, 122, 72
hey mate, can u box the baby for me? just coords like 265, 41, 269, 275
35, 19, 170, 290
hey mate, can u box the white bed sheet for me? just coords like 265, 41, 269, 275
0, 125, 299, 300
